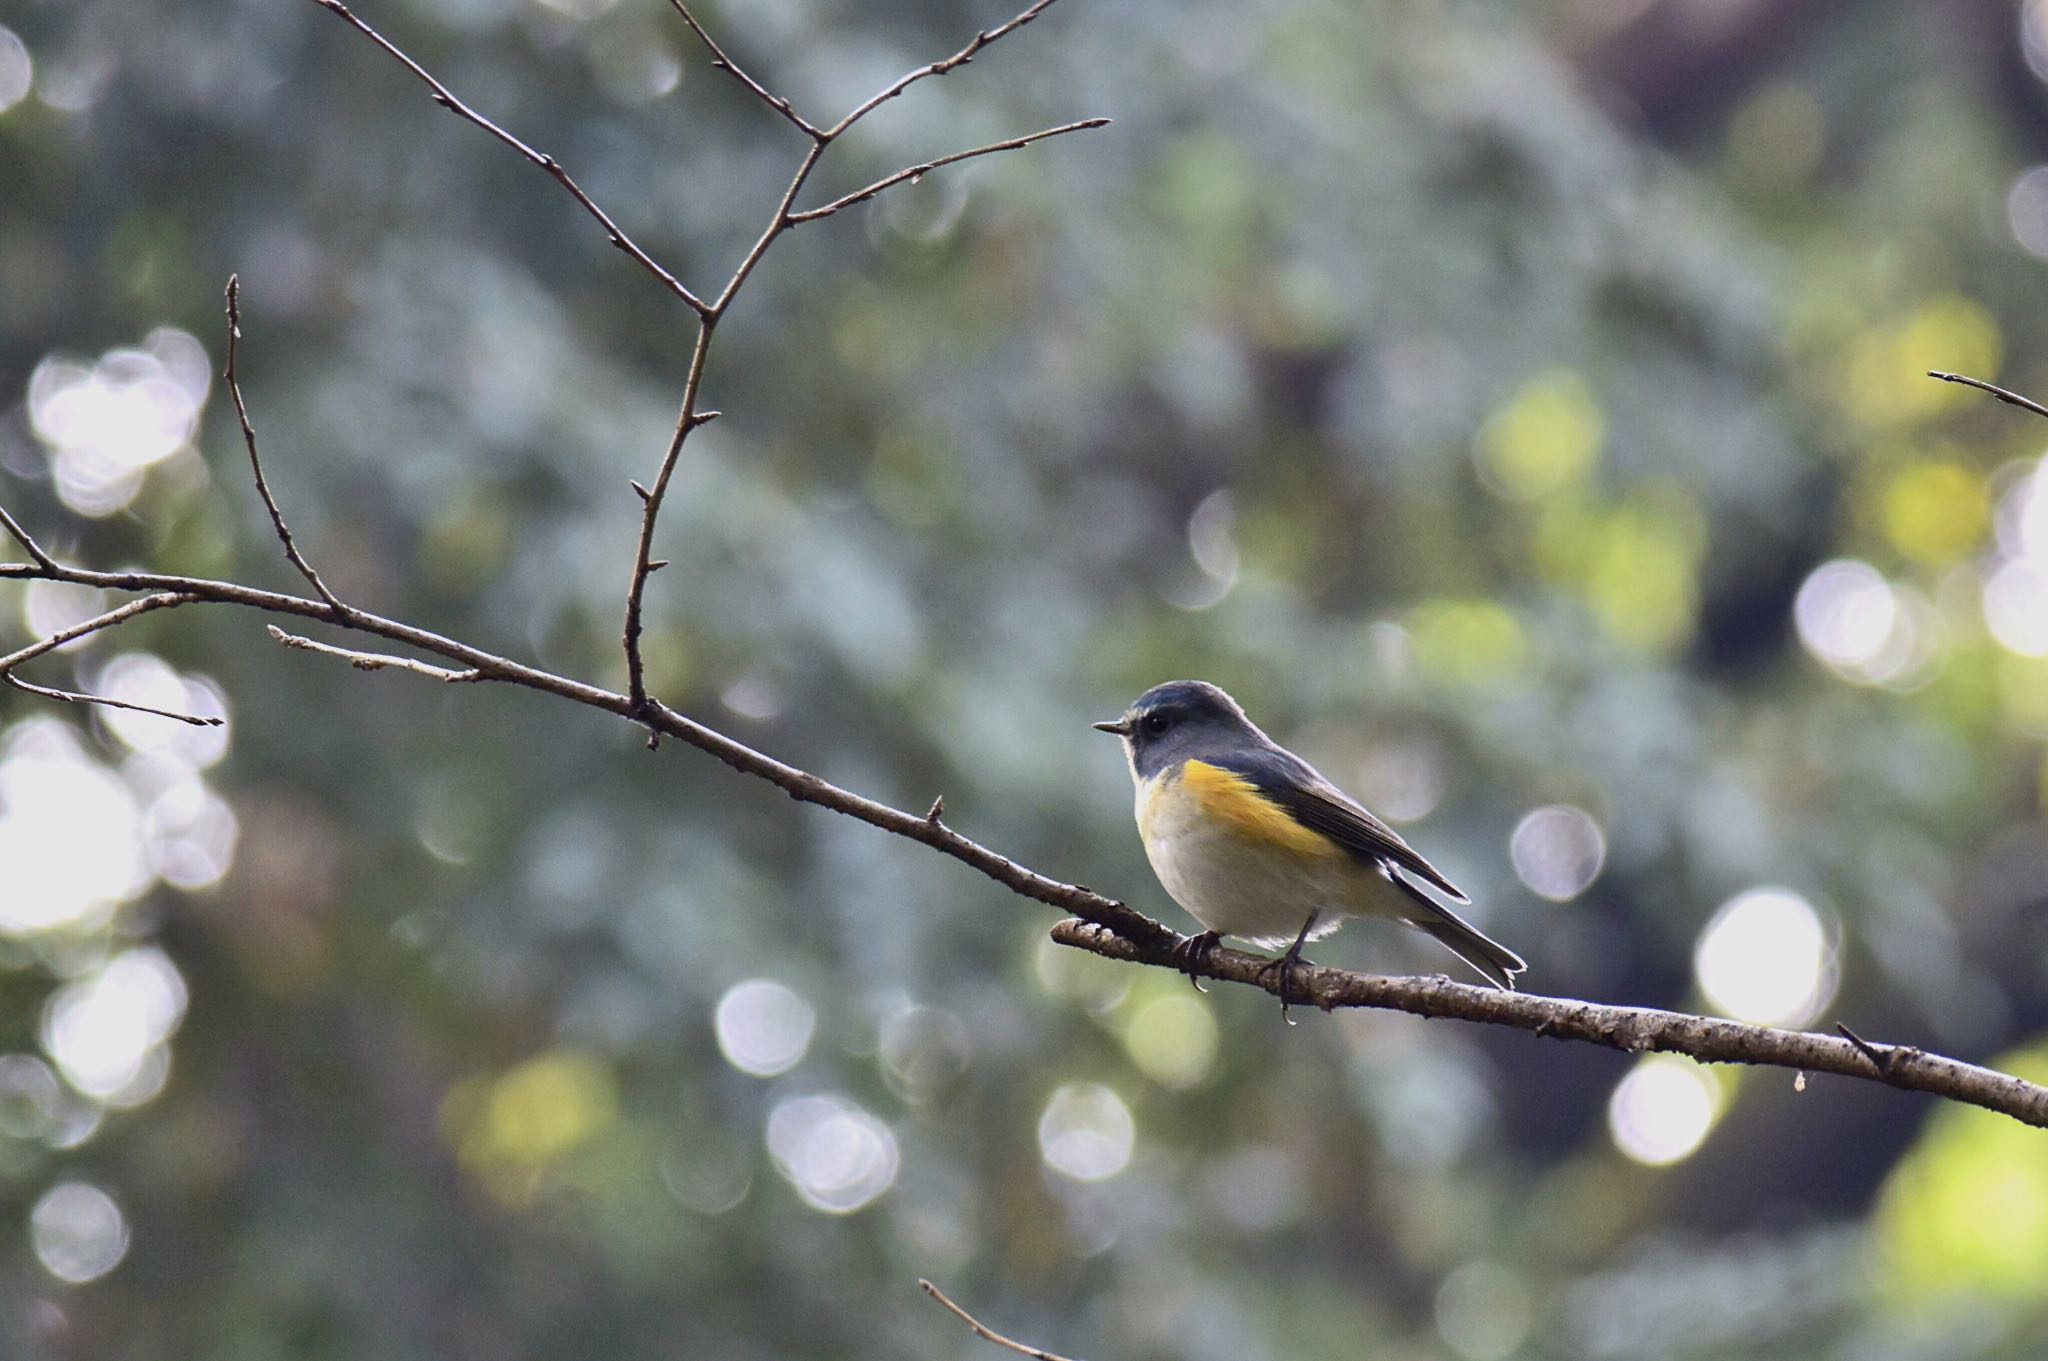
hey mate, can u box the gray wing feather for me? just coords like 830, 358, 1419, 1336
1208, 748, 1470, 902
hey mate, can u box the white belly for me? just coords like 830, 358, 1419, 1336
1136, 771, 1408, 948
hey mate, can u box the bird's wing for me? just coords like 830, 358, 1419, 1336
1207, 747, 1470, 903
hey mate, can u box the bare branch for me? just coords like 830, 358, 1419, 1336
0, 591, 199, 674
10, 535, 2048, 1126
266, 625, 484, 682
0, 590, 218, 726
0, 504, 58, 572
303, 0, 710, 316
788, 118, 1110, 225
623, 314, 725, 718
1926, 369, 2048, 420
667, 1, 821, 140
1050, 919, 2048, 1130
0, 551, 1160, 934
225, 276, 344, 613
4, 673, 222, 727
827, 0, 1068, 139
920, 1281, 1080, 1361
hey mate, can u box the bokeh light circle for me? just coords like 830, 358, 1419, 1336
714, 979, 816, 1078
1037, 1083, 1134, 1182
1508, 804, 1607, 901
1694, 887, 1834, 1027
31, 1182, 130, 1283
1608, 1056, 1722, 1167
764, 1093, 898, 1214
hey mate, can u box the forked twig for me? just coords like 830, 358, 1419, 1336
622, 0, 1105, 722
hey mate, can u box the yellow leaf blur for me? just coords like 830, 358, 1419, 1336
1477, 369, 1605, 501
1874, 1045, 2048, 1305
1881, 460, 1987, 566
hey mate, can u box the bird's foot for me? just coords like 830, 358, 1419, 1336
1260, 912, 1321, 1025
1168, 931, 1222, 992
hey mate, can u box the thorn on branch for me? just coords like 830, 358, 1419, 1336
631, 480, 652, 503
926, 795, 945, 823
689, 410, 722, 427
1836, 1022, 1894, 1074
647, 559, 670, 573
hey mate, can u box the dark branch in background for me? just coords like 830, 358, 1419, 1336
0, 6, 2042, 1135
1049, 921, 2048, 1129
920, 1280, 1080, 1361
824, 0, 1067, 137
308, 0, 711, 314
619, 0, 1103, 727
664, 0, 820, 139
787, 119, 1112, 225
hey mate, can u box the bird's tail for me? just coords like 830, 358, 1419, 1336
1392, 877, 1526, 990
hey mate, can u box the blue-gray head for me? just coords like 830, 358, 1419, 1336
1093, 680, 1270, 780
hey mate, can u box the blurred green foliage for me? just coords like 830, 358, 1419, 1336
4, 0, 2048, 1358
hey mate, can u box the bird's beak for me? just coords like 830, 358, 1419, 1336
1092, 718, 1132, 736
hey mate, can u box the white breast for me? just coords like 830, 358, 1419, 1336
1135, 768, 1399, 949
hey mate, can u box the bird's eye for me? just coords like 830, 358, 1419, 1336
1141, 712, 1172, 737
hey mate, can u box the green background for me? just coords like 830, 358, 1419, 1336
2, 0, 2048, 1356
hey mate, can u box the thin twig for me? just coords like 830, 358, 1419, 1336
1049, 919, 2048, 1129
225, 276, 344, 612
1926, 370, 2048, 420
667, 1, 821, 139
826, 0, 1068, 139
920, 1281, 1081, 1361
789, 119, 1110, 224
623, 313, 725, 719
4, 673, 222, 727
0, 504, 58, 571
266, 625, 485, 682
0, 592, 199, 673
304, 0, 710, 316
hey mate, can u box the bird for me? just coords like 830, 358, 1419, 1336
1094, 680, 1524, 1008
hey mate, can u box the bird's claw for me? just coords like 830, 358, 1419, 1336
1168, 930, 1221, 992
1263, 912, 1321, 1024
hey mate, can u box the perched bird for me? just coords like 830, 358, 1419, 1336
1095, 680, 1524, 1002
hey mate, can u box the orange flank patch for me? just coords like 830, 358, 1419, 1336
1178, 760, 1337, 856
